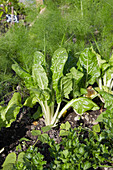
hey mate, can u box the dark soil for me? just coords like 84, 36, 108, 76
0, 105, 112, 170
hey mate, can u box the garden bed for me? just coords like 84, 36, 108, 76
0, 105, 112, 170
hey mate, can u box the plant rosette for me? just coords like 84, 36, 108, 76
12, 48, 99, 126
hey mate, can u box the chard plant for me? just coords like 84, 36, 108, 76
74, 47, 113, 100
0, 92, 22, 129
12, 48, 99, 126
96, 53, 113, 94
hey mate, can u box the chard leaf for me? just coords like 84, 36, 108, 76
70, 67, 84, 82
104, 67, 113, 88
60, 73, 72, 99
102, 63, 110, 72
93, 50, 106, 69
23, 94, 38, 108
33, 51, 46, 66
0, 93, 21, 129
99, 91, 113, 108
60, 67, 83, 99
70, 67, 84, 98
32, 64, 48, 89
30, 87, 50, 101
77, 48, 100, 85
12, 64, 33, 87
71, 97, 99, 115
51, 48, 68, 103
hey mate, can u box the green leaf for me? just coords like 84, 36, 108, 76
31, 130, 41, 136
2, 164, 14, 170
51, 48, 68, 103
77, 48, 100, 85
17, 152, 25, 163
33, 51, 46, 66
72, 97, 99, 115
101, 63, 110, 72
38, 133, 49, 143
59, 130, 69, 136
19, 138, 31, 142
30, 87, 50, 101
70, 67, 84, 97
104, 67, 113, 89
100, 91, 113, 108
109, 53, 113, 66
32, 106, 42, 120
0, 93, 21, 129
7, 92, 21, 109
92, 124, 100, 133
60, 73, 72, 99
23, 95, 38, 108
60, 121, 71, 130
83, 161, 91, 170
95, 112, 105, 122
2, 152, 16, 167
41, 125, 52, 132
80, 88, 87, 95
32, 64, 48, 89
12, 64, 33, 87
62, 150, 69, 158
70, 67, 84, 82
16, 144, 22, 151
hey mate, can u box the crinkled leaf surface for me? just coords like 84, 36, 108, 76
99, 91, 113, 108
60, 73, 72, 99
51, 48, 68, 103
33, 51, 46, 66
77, 48, 100, 85
70, 67, 84, 98
72, 97, 99, 115
105, 67, 113, 88
70, 67, 84, 82
32, 51, 48, 89
32, 64, 48, 89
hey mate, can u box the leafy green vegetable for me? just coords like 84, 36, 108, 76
12, 48, 99, 126
77, 47, 100, 86
0, 92, 22, 129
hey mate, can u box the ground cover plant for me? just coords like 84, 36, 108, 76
2, 119, 113, 170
